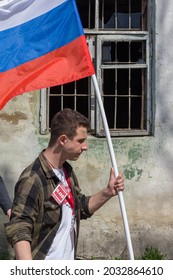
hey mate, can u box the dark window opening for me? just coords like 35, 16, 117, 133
102, 41, 146, 64
76, 0, 95, 29
45, 0, 151, 136
99, 0, 147, 30
49, 78, 90, 127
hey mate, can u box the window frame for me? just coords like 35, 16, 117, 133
39, 0, 154, 137
95, 32, 152, 137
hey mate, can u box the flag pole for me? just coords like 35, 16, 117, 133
91, 74, 134, 260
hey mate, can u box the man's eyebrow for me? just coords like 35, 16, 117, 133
78, 137, 87, 141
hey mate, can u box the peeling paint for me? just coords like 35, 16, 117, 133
123, 164, 143, 181
0, 112, 27, 125
128, 144, 143, 163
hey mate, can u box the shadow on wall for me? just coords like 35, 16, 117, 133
1, 165, 15, 200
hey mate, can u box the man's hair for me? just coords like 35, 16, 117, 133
49, 108, 90, 146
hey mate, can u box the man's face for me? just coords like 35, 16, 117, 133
63, 126, 88, 161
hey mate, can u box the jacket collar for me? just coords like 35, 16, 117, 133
39, 150, 73, 179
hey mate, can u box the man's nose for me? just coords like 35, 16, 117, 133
82, 141, 88, 151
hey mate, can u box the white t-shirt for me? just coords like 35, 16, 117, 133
45, 168, 76, 260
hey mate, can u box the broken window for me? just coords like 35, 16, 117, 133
40, 0, 153, 136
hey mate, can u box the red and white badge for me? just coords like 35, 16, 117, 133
51, 182, 70, 205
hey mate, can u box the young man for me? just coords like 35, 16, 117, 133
0, 176, 12, 219
5, 108, 124, 260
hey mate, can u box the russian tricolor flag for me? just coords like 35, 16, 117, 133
0, 0, 95, 110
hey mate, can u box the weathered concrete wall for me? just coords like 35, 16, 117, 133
0, 92, 40, 257
1, 0, 173, 259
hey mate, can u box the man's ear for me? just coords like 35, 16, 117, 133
59, 134, 68, 146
